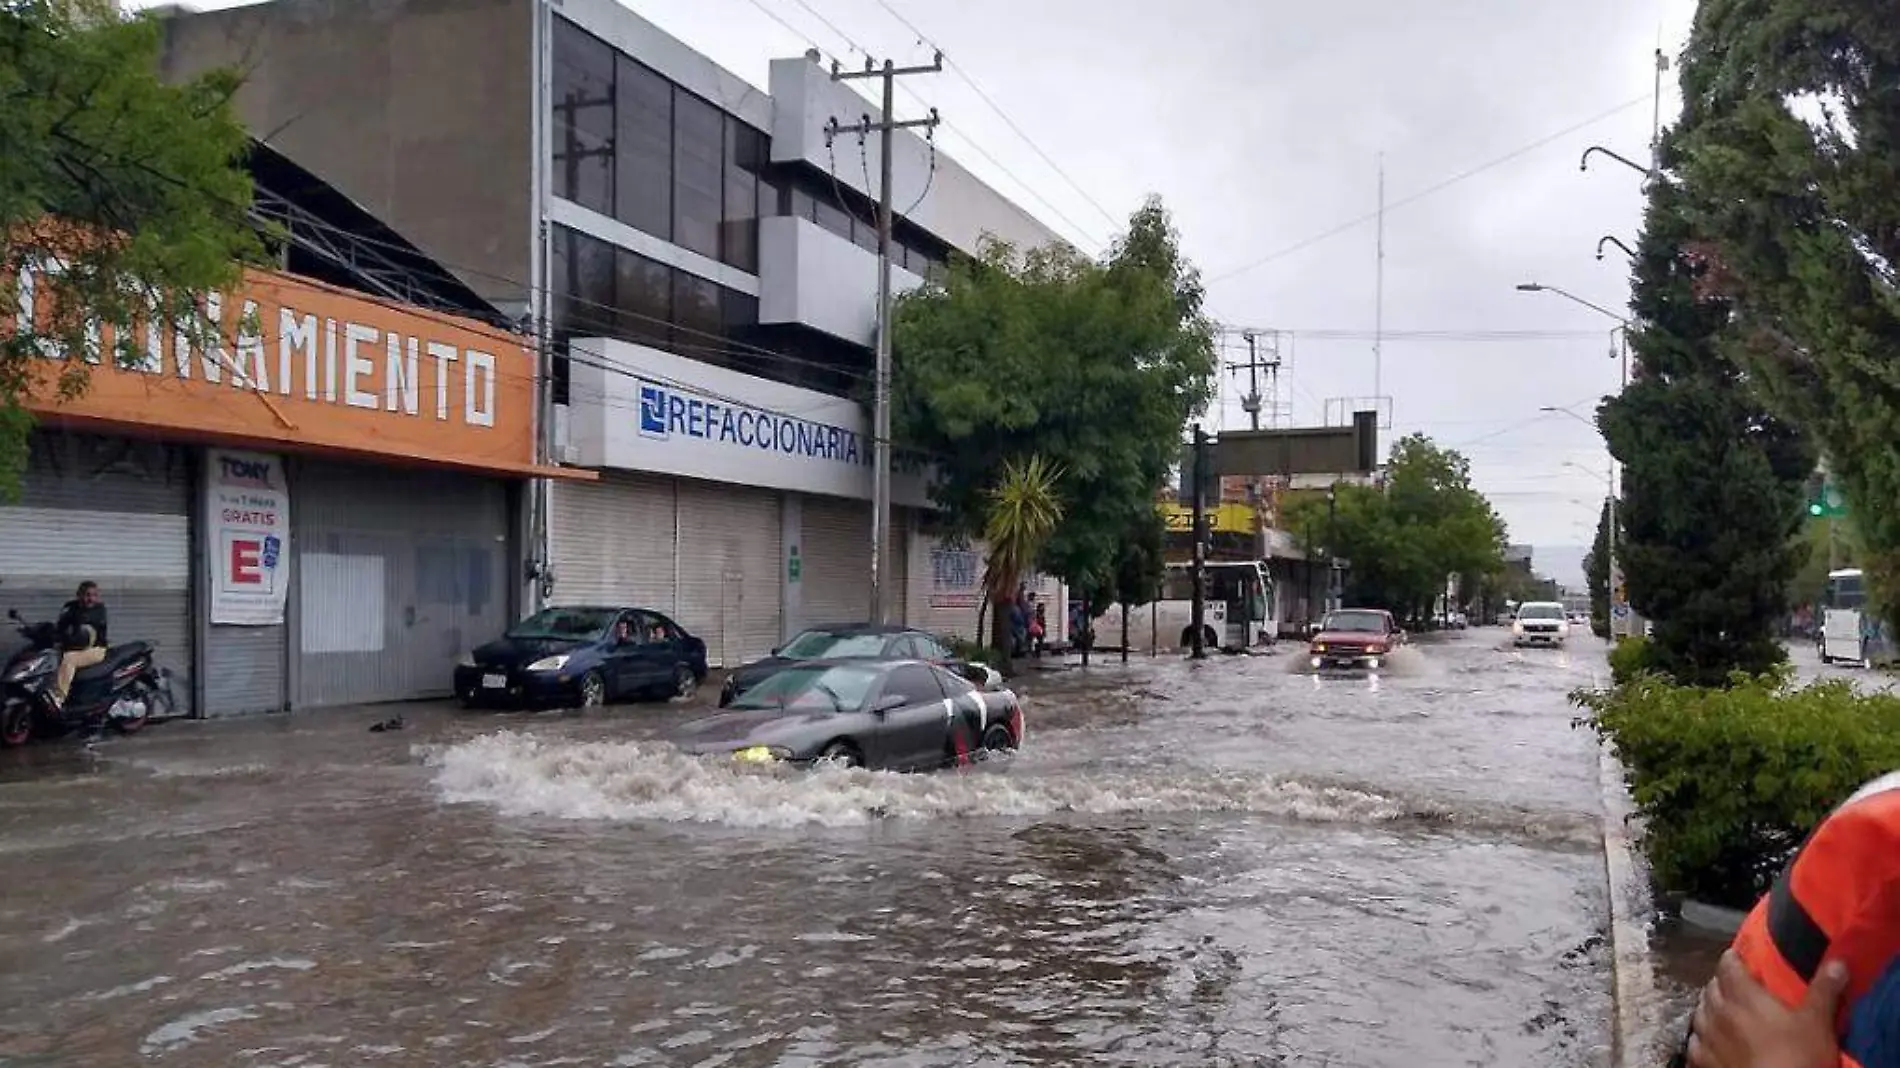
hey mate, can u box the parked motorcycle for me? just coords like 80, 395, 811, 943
0, 609, 174, 746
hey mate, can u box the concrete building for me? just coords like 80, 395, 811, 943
159, 0, 1068, 666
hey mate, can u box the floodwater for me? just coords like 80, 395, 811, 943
0, 630, 1619, 1067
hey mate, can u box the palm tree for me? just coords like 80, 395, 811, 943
984, 454, 1064, 657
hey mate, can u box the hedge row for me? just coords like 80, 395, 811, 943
1574, 672, 1900, 908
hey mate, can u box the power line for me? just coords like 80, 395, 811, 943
726, 0, 1105, 252
868, 0, 1122, 232
1204, 94, 1654, 286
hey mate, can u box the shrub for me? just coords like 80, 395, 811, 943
1606, 635, 1657, 685
1575, 675, 1900, 908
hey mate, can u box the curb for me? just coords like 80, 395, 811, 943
1599, 743, 1661, 1068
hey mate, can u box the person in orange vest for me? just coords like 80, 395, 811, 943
1679, 771, 1900, 1068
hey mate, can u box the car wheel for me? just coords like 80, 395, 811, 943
672, 665, 698, 702
816, 740, 862, 769
578, 670, 606, 709
980, 723, 1015, 753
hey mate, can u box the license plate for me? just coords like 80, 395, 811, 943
481, 673, 506, 689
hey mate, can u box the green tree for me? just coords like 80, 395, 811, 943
1284, 435, 1506, 622
893, 196, 1216, 606
1673, 0, 1900, 618
1, 0, 263, 496
1583, 497, 1612, 638
1596, 172, 1812, 686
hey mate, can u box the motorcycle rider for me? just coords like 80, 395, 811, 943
51, 581, 108, 713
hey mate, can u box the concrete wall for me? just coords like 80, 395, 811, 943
159, 0, 535, 312
758, 216, 924, 345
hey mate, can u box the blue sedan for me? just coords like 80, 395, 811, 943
454, 605, 709, 709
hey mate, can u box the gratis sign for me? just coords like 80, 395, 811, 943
206, 448, 290, 625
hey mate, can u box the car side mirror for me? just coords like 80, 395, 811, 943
872, 693, 907, 715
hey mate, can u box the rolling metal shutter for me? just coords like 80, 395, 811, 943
203, 624, 286, 717
0, 432, 194, 716
292, 459, 511, 708
799, 496, 907, 630
674, 482, 781, 668
799, 497, 868, 629
549, 472, 677, 613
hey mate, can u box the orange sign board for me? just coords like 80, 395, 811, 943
16, 265, 563, 477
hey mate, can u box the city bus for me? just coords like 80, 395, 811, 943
1821, 567, 1869, 666
1094, 560, 1278, 654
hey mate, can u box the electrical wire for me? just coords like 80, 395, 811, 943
867, 0, 1122, 232
1203, 94, 1655, 286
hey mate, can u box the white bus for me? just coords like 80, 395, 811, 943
1095, 560, 1277, 654
1821, 567, 1870, 666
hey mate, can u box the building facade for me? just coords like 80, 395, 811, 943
158, 0, 1068, 669
6, 263, 574, 716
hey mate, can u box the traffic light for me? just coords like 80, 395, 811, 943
1809, 480, 1848, 518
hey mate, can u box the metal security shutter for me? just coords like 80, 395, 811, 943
886, 507, 910, 626
549, 472, 677, 613
909, 534, 987, 642
800, 496, 869, 628
203, 625, 285, 717
674, 482, 780, 668
292, 459, 511, 708
0, 432, 194, 713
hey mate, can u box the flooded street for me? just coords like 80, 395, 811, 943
0, 630, 1618, 1067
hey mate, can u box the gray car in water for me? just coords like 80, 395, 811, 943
672, 659, 1025, 772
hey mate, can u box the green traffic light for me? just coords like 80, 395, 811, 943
1810, 502, 1825, 516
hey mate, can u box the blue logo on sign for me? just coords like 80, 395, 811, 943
261, 534, 281, 570
635, 380, 865, 467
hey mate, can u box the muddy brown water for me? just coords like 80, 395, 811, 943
0, 631, 1619, 1066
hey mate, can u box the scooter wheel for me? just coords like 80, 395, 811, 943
1, 704, 31, 747
114, 698, 151, 734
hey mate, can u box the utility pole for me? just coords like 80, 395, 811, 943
826, 55, 942, 624
1190, 424, 1210, 660
1227, 331, 1281, 432
1373, 153, 1386, 417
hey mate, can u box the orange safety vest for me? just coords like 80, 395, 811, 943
1672, 771, 1900, 1068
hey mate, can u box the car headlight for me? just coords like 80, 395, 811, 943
1512, 622, 1524, 635
732, 745, 790, 763
1312, 642, 1327, 652
1367, 644, 1386, 655
526, 654, 571, 672
458, 651, 476, 668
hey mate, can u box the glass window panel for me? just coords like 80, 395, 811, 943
811, 191, 852, 241
571, 230, 616, 338
722, 120, 761, 273
672, 91, 724, 260
614, 248, 671, 350
613, 55, 672, 240
670, 271, 723, 361
549, 17, 614, 215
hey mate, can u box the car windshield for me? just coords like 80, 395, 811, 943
1518, 604, 1565, 620
1322, 610, 1387, 633
777, 630, 891, 660
506, 607, 619, 640
731, 665, 882, 712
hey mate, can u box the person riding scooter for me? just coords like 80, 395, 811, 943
51, 581, 108, 715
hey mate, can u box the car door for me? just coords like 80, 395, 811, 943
603, 611, 649, 697
868, 664, 954, 770
625, 611, 676, 692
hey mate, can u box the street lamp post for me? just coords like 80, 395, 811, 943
1519, 279, 1636, 636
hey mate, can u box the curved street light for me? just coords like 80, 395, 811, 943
1596, 235, 1636, 262
1580, 145, 1652, 178
1514, 282, 1632, 326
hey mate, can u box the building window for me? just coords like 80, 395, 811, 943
614, 247, 671, 350
722, 122, 763, 274
672, 91, 724, 261
811, 190, 852, 243
613, 55, 672, 241
670, 271, 723, 359
550, 18, 615, 216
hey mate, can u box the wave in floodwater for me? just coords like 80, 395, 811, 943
1284, 645, 1438, 677
422, 732, 1596, 844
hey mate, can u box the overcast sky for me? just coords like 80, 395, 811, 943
635, 0, 1698, 585
145, 0, 1697, 585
